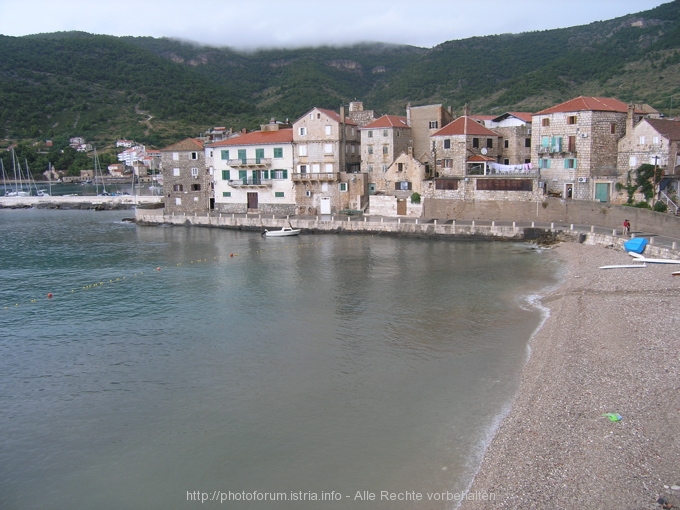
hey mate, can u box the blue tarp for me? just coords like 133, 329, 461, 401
624, 237, 648, 254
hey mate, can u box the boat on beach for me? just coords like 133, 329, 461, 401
262, 226, 300, 237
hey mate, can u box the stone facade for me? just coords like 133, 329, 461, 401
406, 104, 454, 165
360, 115, 412, 187
531, 97, 645, 202
160, 138, 211, 215
292, 107, 363, 214
487, 113, 533, 166
207, 125, 296, 215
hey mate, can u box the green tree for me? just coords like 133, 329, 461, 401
635, 163, 665, 205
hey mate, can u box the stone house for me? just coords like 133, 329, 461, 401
359, 114, 411, 194
487, 112, 533, 166
292, 107, 364, 214
207, 124, 296, 215
406, 104, 454, 167
160, 138, 211, 215
368, 150, 427, 217
617, 115, 680, 204
532, 96, 648, 202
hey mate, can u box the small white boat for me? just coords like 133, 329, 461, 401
262, 226, 300, 237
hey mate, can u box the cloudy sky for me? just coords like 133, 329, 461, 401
0, 0, 669, 50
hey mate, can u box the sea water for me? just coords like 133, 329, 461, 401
0, 209, 560, 509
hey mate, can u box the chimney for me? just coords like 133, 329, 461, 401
340, 105, 345, 124
626, 104, 635, 133
406, 103, 411, 127
463, 104, 470, 117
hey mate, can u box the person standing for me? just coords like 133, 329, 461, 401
623, 219, 631, 236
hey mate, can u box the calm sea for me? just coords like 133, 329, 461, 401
0, 209, 560, 510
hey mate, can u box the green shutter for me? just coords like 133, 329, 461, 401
255, 148, 264, 163
238, 170, 247, 181
573, 159, 577, 169
238, 149, 246, 162
222, 170, 230, 180
222, 191, 231, 197
541, 136, 549, 147
274, 191, 284, 198
221, 150, 229, 160
273, 148, 283, 158
282, 169, 288, 179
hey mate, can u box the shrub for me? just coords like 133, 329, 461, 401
410, 192, 421, 204
653, 201, 668, 213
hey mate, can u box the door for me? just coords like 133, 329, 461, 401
320, 197, 331, 214
565, 183, 573, 199
247, 192, 258, 210
594, 182, 609, 203
397, 198, 407, 215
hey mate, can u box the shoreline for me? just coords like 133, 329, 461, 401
460, 242, 680, 509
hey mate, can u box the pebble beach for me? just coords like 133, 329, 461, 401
461, 242, 680, 509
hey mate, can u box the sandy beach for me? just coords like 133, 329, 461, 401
461, 242, 680, 509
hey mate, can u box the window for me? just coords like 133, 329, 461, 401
191, 184, 201, 191
487, 138, 493, 149
429, 121, 438, 129
173, 184, 183, 191
525, 138, 531, 148
222, 170, 230, 180
367, 164, 373, 173
368, 131, 373, 138
398, 163, 404, 172
191, 152, 198, 160
339, 182, 348, 192
325, 125, 332, 136
542, 118, 550, 127
567, 116, 577, 125
298, 145, 307, 156
472, 138, 479, 148
639, 136, 646, 145
564, 159, 577, 169
273, 169, 288, 179
298, 165, 307, 174
173, 168, 180, 176
610, 123, 617, 134
442, 159, 452, 168
172, 152, 179, 161
238, 170, 247, 180
312, 164, 320, 173
238, 149, 246, 162
351, 145, 356, 154
175, 197, 181, 205
191, 168, 199, 177
504, 159, 510, 165
221, 150, 229, 160
273, 147, 283, 158
222, 191, 231, 197
435, 179, 459, 190
382, 145, 388, 155
444, 139, 451, 149
383, 130, 388, 137
298, 127, 307, 136
568, 136, 576, 152
274, 192, 284, 198
541, 136, 550, 147
504, 140, 509, 149
255, 148, 264, 162
325, 163, 333, 172
368, 146, 373, 155
395, 181, 412, 190
653, 136, 660, 144
382, 164, 388, 172
539, 158, 551, 169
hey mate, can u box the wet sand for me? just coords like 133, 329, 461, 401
461, 242, 680, 509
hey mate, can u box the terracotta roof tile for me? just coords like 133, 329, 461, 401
361, 115, 409, 129
208, 129, 293, 147
161, 138, 204, 152
536, 96, 643, 115
432, 116, 499, 137
316, 108, 358, 126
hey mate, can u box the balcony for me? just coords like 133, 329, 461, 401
227, 158, 271, 168
228, 178, 272, 187
291, 172, 339, 182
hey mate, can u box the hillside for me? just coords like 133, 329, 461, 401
1, 0, 680, 151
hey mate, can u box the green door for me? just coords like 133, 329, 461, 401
595, 182, 609, 203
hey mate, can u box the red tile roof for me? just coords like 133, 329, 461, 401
161, 138, 204, 152
362, 115, 409, 129
433, 116, 499, 137
536, 96, 640, 115
467, 155, 496, 162
314, 108, 358, 126
644, 118, 680, 141
208, 129, 293, 147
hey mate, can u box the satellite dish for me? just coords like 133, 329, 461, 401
481, 148, 488, 155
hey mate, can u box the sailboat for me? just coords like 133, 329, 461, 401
37, 162, 52, 196
6, 148, 29, 197
93, 147, 109, 196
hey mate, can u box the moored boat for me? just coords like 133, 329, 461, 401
262, 226, 300, 237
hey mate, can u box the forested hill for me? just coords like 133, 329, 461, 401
1, 0, 680, 149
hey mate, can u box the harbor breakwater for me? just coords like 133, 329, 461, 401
0, 195, 163, 210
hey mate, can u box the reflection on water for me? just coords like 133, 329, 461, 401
0, 210, 559, 509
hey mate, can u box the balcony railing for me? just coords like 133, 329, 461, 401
228, 178, 272, 187
291, 172, 339, 182
227, 158, 271, 168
